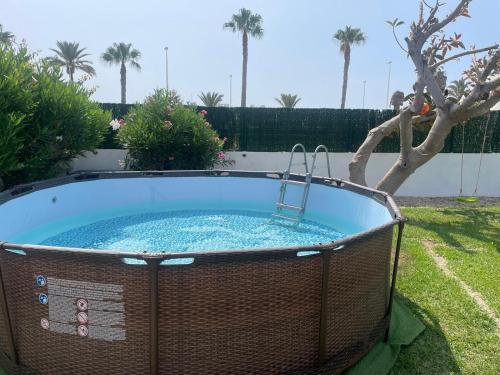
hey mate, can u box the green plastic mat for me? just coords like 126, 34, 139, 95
0, 300, 422, 375
346, 300, 425, 375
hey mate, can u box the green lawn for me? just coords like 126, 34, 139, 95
391, 206, 500, 374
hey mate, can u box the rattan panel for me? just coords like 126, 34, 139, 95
0, 286, 9, 359
158, 255, 322, 374
0, 250, 150, 375
324, 227, 393, 373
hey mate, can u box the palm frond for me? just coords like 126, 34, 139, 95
129, 60, 141, 71
101, 42, 142, 69
223, 21, 236, 32
49, 41, 95, 80
199, 91, 224, 107
333, 26, 366, 51
224, 8, 264, 38
0, 24, 15, 46
275, 94, 301, 108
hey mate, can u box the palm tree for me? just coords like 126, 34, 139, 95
447, 79, 470, 99
199, 92, 224, 107
275, 94, 301, 108
49, 41, 96, 81
0, 24, 15, 46
101, 43, 141, 104
333, 26, 366, 109
224, 8, 263, 108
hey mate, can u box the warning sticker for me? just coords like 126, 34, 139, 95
77, 312, 88, 325
77, 298, 88, 311
36, 275, 46, 287
40, 318, 49, 330
77, 325, 89, 337
36, 276, 126, 341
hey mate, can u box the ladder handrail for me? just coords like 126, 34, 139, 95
311, 144, 332, 178
273, 143, 331, 224
285, 143, 309, 178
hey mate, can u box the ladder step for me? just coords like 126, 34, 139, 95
281, 179, 306, 186
276, 203, 303, 211
272, 213, 299, 222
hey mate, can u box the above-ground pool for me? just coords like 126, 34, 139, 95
0, 171, 404, 374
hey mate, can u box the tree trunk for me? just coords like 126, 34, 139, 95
120, 62, 127, 104
340, 46, 350, 109
68, 66, 74, 82
241, 31, 248, 108
375, 114, 453, 194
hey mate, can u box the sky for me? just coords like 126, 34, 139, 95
2, 0, 499, 109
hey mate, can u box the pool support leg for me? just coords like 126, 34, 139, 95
318, 249, 332, 366
0, 243, 18, 367
148, 258, 160, 375
384, 220, 405, 342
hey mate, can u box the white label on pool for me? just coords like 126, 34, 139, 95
38, 277, 126, 341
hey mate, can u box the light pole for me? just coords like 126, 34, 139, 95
362, 80, 367, 109
229, 74, 232, 107
164, 47, 169, 92
386, 61, 392, 109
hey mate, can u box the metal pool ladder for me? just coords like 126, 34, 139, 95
272, 144, 332, 223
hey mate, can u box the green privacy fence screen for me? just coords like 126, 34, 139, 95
99, 103, 500, 153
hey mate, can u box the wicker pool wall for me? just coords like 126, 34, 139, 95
0, 171, 404, 374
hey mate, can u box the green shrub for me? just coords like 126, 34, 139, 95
0, 47, 35, 184
0, 45, 110, 189
118, 89, 232, 170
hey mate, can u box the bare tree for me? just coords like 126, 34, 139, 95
349, 0, 499, 194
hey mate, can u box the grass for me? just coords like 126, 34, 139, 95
391, 206, 500, 374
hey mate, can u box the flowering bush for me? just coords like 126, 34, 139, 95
118, 89, 232, 170
0, 45, 110, 189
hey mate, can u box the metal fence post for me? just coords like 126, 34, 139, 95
0, 243, 18, 366
384, 221, 405, 342
318, 250, 332, 366
148, 258, 160, 375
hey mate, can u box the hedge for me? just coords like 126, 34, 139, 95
99, 103, 500, 153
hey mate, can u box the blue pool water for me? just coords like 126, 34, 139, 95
37, 209, 345, 253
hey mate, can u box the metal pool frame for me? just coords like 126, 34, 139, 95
0, 170, 405, 374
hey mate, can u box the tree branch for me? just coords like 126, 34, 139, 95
480, 49, 500, 81
453, 90, 500, 121
430, 44, 499, 69
399, 109, 414, 167
407, 41, 447, 107
349, 115, 400, 186
453, 50, 500, 113
421, 0, 441, 31
424, 0, 469, 38
484, 75, 500, 91
349, 110, 436, 186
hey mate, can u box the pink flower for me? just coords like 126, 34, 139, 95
199, 110, 208, 117
218, 151, 225, 160
204, 121, 210, 127
165, 106, 172, 114
222, 137, 227, 143
118, 118, 125, 126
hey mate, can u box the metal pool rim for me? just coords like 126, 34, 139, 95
0, 170, 404, 259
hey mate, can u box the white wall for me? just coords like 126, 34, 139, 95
71, 150, 500, 197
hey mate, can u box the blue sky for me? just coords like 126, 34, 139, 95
3, 0, 499, 108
